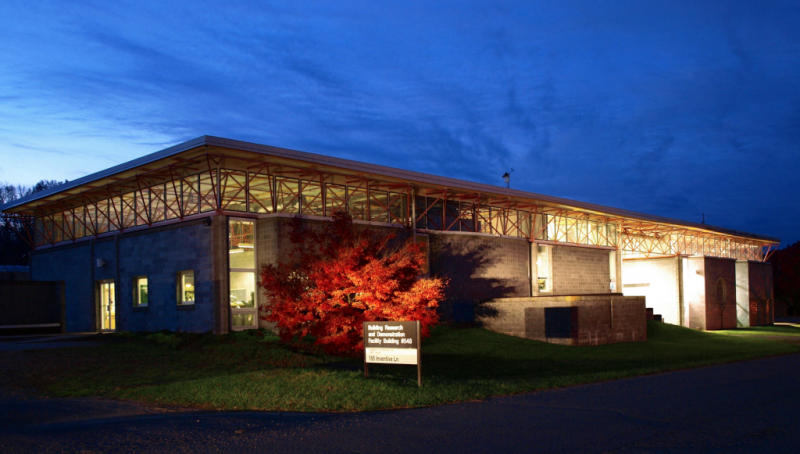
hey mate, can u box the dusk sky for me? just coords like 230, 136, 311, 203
1, 1, 798, 245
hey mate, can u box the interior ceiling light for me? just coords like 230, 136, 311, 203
239, 243, 254, 249
229, 248, 244, 254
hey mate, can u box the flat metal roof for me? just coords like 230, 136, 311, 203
0, 135, 780, 244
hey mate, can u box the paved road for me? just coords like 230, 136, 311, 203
2, 354, 800, 453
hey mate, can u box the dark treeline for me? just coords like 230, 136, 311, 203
772, 242, 800, 316
0, 180, 65, 266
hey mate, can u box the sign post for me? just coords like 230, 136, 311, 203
363, 321, 422, 387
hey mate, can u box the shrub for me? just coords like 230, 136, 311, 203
259, 212, 446, 354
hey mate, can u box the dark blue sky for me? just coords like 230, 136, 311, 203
1, 1, 798, 245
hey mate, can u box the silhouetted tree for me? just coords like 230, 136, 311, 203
0, 179, 65, 265
772, 242, 800, 316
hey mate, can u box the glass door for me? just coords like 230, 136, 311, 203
99, 280, 116, 331
229, 218, 257, 330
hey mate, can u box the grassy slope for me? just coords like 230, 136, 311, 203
10, 322, 799, 412
713, 325, 800, 337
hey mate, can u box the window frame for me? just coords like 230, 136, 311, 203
228, 217, 258, 330
133, 275, 149, 308
536, 244, 552, 293
177, 270, 195, 306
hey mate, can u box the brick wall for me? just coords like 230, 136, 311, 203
478, 295, 646, 346
551, 245, 611, 295
622, 257, 681, 325
703, 257, 737, 330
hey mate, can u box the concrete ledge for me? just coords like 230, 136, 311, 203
478, 295, 647, 346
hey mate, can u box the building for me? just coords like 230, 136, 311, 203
0, 265, 30, 282
0, 136, 778, 335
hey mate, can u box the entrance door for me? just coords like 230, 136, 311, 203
99, 280, 116, 331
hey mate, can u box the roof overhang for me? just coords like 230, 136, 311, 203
0, 135, 781, 245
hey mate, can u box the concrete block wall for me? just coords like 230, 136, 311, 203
117, 220, 217, 333
429, 233, 530, 299
31, 242, 94, 332
428, 233, 530, 321
622, 257, 681, 325
551, 245, 611, 295
31, 217, 222, 333
210, 215, 229, 334
256, 217, 296, 330
478, 295, 646, 346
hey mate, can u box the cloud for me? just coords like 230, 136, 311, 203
0, 0, 799, 244
10, 143, 69, 156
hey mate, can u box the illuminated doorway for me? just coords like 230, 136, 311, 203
98, 280, 116, 331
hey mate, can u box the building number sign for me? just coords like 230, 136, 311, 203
363, 321, 422, 386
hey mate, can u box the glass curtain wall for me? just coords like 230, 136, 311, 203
229, 219, 257, 329
30, 166, 651, 258
28, 164, 766, 262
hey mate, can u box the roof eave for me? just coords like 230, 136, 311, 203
0, 135, 782, 245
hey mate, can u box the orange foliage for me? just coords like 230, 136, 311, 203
259, 212, 446, 354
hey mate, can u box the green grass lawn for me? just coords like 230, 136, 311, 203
713, 325, 800, 337
6, 321, 799, 412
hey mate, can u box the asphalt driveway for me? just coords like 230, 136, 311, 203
2, 351, 799, 453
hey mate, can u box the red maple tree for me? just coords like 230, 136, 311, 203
259, 212, 446, 354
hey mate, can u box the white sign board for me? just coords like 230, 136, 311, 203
365, 348, 418, 365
